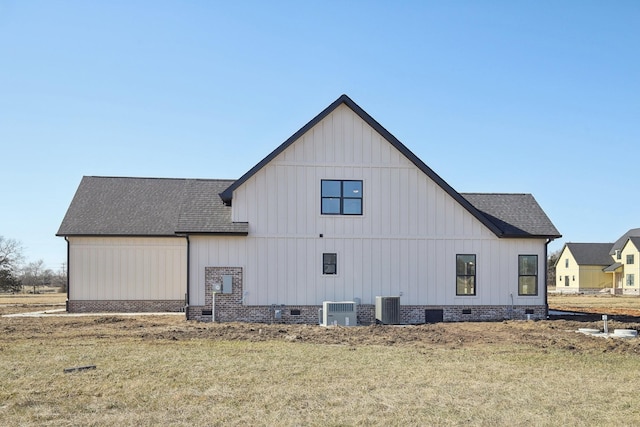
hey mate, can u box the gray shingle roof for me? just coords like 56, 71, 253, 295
611, 229, 640, 254
461, 193, 561, 238
628, 236, 640, 251
565, 243, 614, 265
604, 262, 622, 272
57, 176, 248, 236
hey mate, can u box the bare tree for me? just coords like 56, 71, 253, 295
0, 236, 24, 271
0, 236, 24, 293
20, 259, 46, 294
547, 249, 561, 288
50, 263, 67, 292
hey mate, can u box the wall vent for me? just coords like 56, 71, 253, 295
322, 301, 357, 326
375, 296, 400, 325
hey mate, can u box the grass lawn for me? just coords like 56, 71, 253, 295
2, 293, 640, 425
548, 292, 640, 316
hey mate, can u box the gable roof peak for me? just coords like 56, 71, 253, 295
610, 228, 640, 254
219, 95, 560, 240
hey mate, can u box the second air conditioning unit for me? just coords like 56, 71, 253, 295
322, 301, 357, 326
375, 296, 400, 325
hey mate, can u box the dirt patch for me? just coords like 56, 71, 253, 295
3, 314, 640, 355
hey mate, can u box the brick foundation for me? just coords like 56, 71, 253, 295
185, 267, 546, 324
67, 300, 185, 313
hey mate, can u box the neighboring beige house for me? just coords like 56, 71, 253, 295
605, 229, 640, 295
57, 95, 561, 323
555, 229, 640, 295
554, 243, 613, 293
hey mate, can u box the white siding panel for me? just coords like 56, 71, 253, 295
192, 105, 547, 309
69, 237, 186, 301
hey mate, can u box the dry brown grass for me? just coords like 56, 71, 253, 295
2, 294, 640, 425
549, 293, 640, 316
0, 293, 66, 315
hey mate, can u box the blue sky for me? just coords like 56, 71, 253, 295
1, 1, 638, 271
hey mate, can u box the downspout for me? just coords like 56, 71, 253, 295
544, 238, 550, 319
185, 235, 190, 320
64, 237, 70, 312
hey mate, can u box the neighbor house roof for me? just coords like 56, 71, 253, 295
610, 228, 640, 255
461, 193, 561, 238
604, 262, 622, 272
56, 176, 248, 236
219, 94, 561, 240
625, 236, 640, 252
562, 243, 614, 266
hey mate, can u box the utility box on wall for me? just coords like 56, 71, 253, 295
222, 275, 233, 294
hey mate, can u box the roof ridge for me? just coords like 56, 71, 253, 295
86, 176, 236, 182
567, 242, 614, 245
461, 192, 531, 196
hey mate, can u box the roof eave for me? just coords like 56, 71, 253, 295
56, 233, 181, 238
178, 231, 249, 236
500, 233, 562, 240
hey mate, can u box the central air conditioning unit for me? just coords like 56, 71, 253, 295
322, 301, 357, 326
375, 296, 400, 325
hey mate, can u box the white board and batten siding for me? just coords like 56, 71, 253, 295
190, 105, 547, 307
68, 237, 186, 301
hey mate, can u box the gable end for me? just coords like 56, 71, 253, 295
220, 94, 512, 238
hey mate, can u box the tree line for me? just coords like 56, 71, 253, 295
0, 235, 66, 294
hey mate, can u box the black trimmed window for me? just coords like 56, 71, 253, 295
518, 255, 538, 296
323, 253, 337, 275
627, 254, 635, 264
456, 254, 476, 295
321, 180, 362, 215
627, 274, 635, 286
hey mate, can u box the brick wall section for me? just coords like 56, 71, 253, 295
186, 268, 547, 323
66, 265, 547, 321
68, 300, 184, 313
435, 305, 545, 322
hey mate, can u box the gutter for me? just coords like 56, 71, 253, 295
544, 238, 552, 319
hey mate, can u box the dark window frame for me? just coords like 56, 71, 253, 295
456, 254, 476, 296
627, 254, 635, 265
518, 255, 538, 296
323, 253, 337, 275
321, 180, 363, 215
627, 274, 635, 286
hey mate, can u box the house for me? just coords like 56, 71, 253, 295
554, 243, 613, 293
57, 94, 561, 323
604, 228, 640, 295
554, 228, 640, 296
